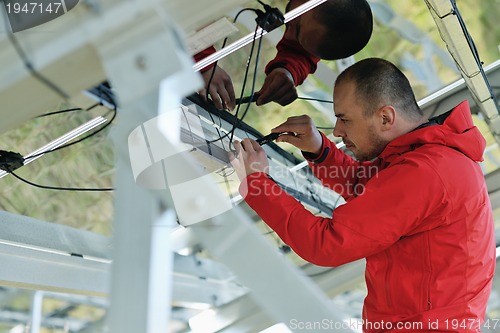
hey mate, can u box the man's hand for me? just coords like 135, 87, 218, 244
230, 139, 269, 181
272, 115, 322, 155
256, 68, 297, 106
199, 65, 236, 111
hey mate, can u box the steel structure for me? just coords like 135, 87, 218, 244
0, 0, 499, 332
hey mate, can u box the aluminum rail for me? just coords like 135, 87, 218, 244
0, 116, 107, 179
192, 0, 327, 72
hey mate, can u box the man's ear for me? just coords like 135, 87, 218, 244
378, 105, 396, 131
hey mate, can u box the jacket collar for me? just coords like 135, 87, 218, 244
378, 100, 486, 164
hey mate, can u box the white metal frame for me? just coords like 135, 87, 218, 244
425, 0, 500, 140
0, 0, 499, 332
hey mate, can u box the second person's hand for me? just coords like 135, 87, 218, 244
272, 115, 323, 155
199, 65, 236, 111
230, 139, 269, 181
256, 68, 298, 106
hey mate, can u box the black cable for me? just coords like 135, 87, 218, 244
204, 7, 260, 145
36, 103, 100, 118
255, 1, 285, 32
186, 94, 306, 167
227, 23, 260, 143
204, 8, 260, 106
234, 7, 260, 23
450, 0, 482, 68
297, 96, 334, 104
306, 267, 336, 277
210, 10, 270, 146
209, 12, 265, 196
441, 1, 499, 111
88, 82, 117, 108
428, 99, 443, 119
37, 107, 82, 117
299, 261, 336, 277
229, 18, 267, 144
7, 168, 113, 192
28, 108, 116, 159
205, 21, 262, 145
235, 95, 334, 104
2, 10, 69, 100
4, 106, 117, 191
317, 126, 335, 130
203, 11, 275, 147
28, 87, 117, 158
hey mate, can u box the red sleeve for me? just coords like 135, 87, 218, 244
264, 30, 320, 86
302, 132, 380, 200
193, 46, 217, 72
239, 159, 449, 267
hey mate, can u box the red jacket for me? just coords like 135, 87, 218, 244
193, 46, 217, 72
264, 28, 319, 86
240, 101, 495, 332
194, 30, 319, 85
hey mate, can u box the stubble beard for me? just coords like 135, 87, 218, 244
354, 125, 388, 162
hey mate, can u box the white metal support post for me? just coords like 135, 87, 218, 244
425, 0, 500, 140
93, 11, 200, 333
129, 110, 356, 331
91, 1, 354, 331
29, 291, 43, 333
189, 210, 355, 332
104, 73, 168, 333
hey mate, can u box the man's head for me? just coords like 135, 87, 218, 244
285, 0, 373, 60
332, 58, 425, 161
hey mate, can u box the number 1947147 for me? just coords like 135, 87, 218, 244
5, 2, 63, 14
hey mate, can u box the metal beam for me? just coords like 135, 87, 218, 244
0, 211, 110, 296
190, 209, 356, 333
193, 0, 327, 71
0, 0, 249, 135
418, 59, 500, 117
425, 0, 500, 141
188, 260, 365, 332
92, 6, 209, 331
0, 210, 249, 308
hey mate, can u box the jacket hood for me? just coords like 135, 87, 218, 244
379, 100, 486, 162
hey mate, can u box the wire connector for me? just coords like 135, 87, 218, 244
255, 2, 284, 32
0, 150, 24, 172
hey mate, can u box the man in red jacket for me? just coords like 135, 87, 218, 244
231, 58, 495, 332
195, 0, 372, 110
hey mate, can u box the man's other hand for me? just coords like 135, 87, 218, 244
199, 65, 236, 111
230, 139, 269, 181
272, 115, 322, 155
256, 68, 297, 106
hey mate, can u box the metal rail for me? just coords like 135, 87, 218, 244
192, 0, 327, 71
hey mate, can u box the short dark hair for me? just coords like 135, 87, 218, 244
335, 58, 423, 120
313, 0, 373, 60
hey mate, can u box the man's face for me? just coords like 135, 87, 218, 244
332, 81, 388, 161
284, 0, 326, 58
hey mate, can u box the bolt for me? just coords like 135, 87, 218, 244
136, 55, 147, 71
